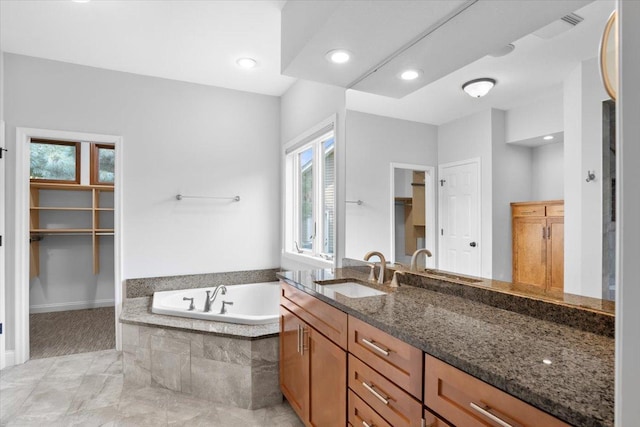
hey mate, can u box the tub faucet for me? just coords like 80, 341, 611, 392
410, 248, 433, 272
364, 251, 387, 285
204, 285, 227, 312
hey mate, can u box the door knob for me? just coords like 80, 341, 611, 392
470, 242, 477, 247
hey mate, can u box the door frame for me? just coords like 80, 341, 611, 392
437, 158, 481, 275
0, 121, 6, 369
14, 127, 123, 365
389, 162, 436, 268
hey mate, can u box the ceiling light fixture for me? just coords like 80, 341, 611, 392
543, 135, 554, 141
462, 78, 496, 98
326, 49, 351, 64
236, 58, 257, 70
72, 0, 91, 3
400, 69, 422, 81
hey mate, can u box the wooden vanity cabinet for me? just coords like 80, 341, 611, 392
279, 282, 347, 426
424, 355, 569, 427
512, 200, 564, 294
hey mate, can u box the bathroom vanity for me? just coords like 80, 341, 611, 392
278, 267, 614, 427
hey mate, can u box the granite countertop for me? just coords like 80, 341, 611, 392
278, 268, 614, 427
120, 297, 279, 340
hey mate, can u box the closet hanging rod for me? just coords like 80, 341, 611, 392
176, 194, 240, 202
346, 200, 363, 205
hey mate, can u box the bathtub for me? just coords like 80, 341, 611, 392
151, 281, 280, 325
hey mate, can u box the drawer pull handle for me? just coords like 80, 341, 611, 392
361, 338, 390, 356
470, 402, 520, 427
362, 382, 389, 405
297, 324, 302, 354
362, 421, 374, 427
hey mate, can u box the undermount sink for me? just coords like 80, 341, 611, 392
316, 281, 387, 299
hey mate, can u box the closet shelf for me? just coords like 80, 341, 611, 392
30, 182, 115, 277
30, 207, 93, 211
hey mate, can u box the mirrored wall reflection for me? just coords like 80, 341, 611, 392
344, 1, 617, 300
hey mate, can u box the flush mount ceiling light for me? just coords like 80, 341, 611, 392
543, 135, 554, 141
489, 44, 515, 58
236, 57, 257, 70
462, 78, 496, 98
325, 49, 351, 64
400, 69, 423, 81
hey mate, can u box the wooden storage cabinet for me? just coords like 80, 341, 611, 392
280, 282, 347, 426
29, 182, 114, 277
511, 200, 564, 294
424, 355, 569, 427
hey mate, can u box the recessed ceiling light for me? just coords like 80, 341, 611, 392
543, 135, 554, 141
72, 0, 91, 3
236, 58, 257, 70
400, 69, 422, 81
462, 78, 496, 98
543, 359, 552, 365
326, 49, 351, 64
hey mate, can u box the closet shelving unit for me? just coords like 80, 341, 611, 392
30, 182, 114, 277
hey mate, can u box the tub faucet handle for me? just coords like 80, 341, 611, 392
220, 301, 234, 314
182, 297, 195, 311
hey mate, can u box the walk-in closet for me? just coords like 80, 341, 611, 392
28, 139, 115, 358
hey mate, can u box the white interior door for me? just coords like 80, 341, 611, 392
438, 159, 480, 276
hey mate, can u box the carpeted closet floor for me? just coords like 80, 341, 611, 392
29, 307, 116, 359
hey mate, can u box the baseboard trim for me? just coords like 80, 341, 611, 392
29, 299, 115, 314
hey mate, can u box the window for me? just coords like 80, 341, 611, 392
30, 139, 80, 184
285, 121, 335, 262
91, 144, 115, 185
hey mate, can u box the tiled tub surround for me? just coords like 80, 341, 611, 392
120, 269, 282, 410
279, 267, 615, 427
125, 268, 280, 298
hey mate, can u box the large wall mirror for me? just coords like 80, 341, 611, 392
344, 0, 616, 302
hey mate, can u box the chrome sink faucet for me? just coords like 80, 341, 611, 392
410, 248, 433, 272
204, 285, 227, 312
364, 251, 387, 285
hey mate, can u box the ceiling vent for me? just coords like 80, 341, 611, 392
561, 13, 584, 26
533, 13, 584, 39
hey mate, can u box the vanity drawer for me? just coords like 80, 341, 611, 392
349, 354, 422, 427
348, 316, 423, 399
512, 204, 545, 217
546, 204, 565, 217
424, 355, 569, 427
280, 281, 348, 349
349, 389, 392, 427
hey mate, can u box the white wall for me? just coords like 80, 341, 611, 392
531, 142, 564, 200
505, 89, 563, 144
280, 79, 346, 271
4, 54, 281, 349
345, 111, 437, 261
563, 57, 608, 298
617, 1, 640, 424
438, 110, 493, 278
491, 109, 532, 282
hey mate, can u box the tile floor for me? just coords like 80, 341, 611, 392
0, 350, 303, 426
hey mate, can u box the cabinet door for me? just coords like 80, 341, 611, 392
307, 326, 347, 426
512, 217, 547, 289
280, 306, 307, 420
547, 218, 564, 293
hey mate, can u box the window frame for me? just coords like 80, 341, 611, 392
29, 138, 81, 184
90, 143, 115, 186
284, 117, 336, 267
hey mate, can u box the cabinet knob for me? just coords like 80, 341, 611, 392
470, 242, 477, 247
